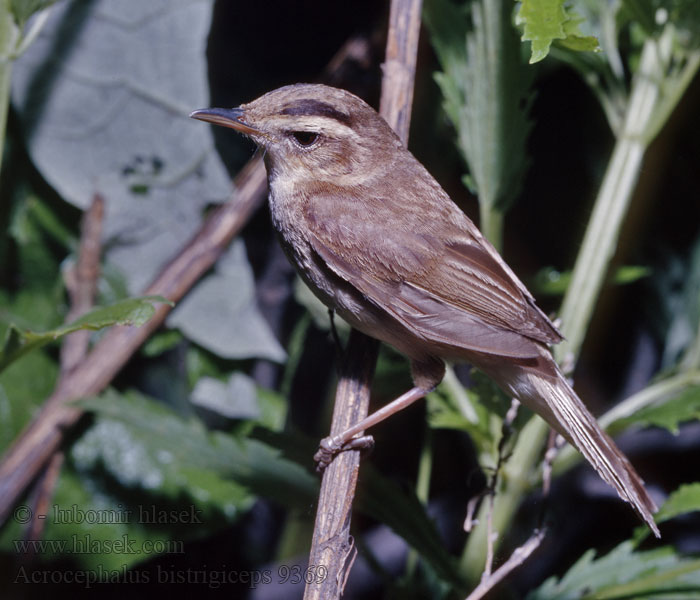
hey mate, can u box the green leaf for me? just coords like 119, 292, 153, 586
141, 329, 182, 357
0, 348, 57, 452
75, 389, 317, 510
533, 265, 651, 296
516, 0, 600, 63
0, 295, 171, 372
656, 482, 700, 525
527, 540, 700, 600
615, 384, 700, 434
9, 0, 54, 28
425, 0, 534, 216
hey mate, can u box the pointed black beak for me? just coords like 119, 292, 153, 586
189, 107, 262, 136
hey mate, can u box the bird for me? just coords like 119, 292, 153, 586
191, 83, 659, 536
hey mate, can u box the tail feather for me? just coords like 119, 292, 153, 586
525, 370, 660, 537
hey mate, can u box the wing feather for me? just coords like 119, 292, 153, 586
303, 174, 561, 358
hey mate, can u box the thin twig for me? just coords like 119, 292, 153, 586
21, 193, 104, 554
465, 529, 546, 600
60, 193, 104, 373
303, 1, 423, 598
0, 33, 378, 527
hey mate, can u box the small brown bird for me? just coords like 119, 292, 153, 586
191, 84, 659, 535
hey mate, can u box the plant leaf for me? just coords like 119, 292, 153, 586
615, 384, 700, 434
75, 390, 317, 510
167, 240, 286, 362
425, 0, 534, 214
655, 482, 700, 524
9, 0, 253, 341
527, 540, 700, 599
0, 295, 171, 372
516, 0, 600, 63
10, 0, 55, 28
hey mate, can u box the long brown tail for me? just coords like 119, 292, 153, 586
522, 365, 659, 536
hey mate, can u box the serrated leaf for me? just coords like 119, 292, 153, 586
527, 540, 700, 599
615, 385, 700, 434
555, 12, 600, 53
75, 389, 317, 510
656, 482, 700, 524
517, 0, 600, 63
425, 0, 534, 217
0, 295, 171, 372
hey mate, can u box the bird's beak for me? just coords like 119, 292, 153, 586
189, 107, 262, 137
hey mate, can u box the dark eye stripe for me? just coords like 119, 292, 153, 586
280, 99, 352, 126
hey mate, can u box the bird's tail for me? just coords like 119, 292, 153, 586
522, 364, 659, 537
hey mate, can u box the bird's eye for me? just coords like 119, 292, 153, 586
290, 131, 319, 147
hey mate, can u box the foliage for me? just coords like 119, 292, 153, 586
517, 0, 599, 63
0, 0, 698, 598
425, 0, 534, 247
0, 296, 171, 372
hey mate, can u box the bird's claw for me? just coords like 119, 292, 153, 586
314, 434, 375, 472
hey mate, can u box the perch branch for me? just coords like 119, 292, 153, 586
302, 1, 423, 599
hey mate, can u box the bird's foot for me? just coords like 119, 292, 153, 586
314, 434, 374, 472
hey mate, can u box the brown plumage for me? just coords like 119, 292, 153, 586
191, 83, 659, 536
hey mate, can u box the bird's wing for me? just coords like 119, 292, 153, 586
304, 185, 561, 359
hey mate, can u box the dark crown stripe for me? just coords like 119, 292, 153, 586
280, 99, 352, 126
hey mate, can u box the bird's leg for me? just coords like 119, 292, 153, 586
314, 385, 430, 469
314, 357, 445, 470
327, 308, 345, 357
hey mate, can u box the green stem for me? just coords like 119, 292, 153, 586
0, 58, 10, 176
459, 35, 678, 586
405, 424, 433, 579
458, 415, 547, 582
555, 37, 663, 363
479, 202, 503, 252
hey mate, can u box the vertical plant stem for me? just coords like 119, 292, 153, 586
479, 203, 503, 253
460, 37, 668, 585
0, 60, 11, 174
459, 415, 545, 582
405, 424, 433, 578
555, 38, 662, 362
303, 1, 423, 598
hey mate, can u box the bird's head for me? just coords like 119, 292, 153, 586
190, 84, 401, 182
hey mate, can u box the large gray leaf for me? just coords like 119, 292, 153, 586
12, 0, 231, 292
11, 0, 281, 361
168, 240, 286, 362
